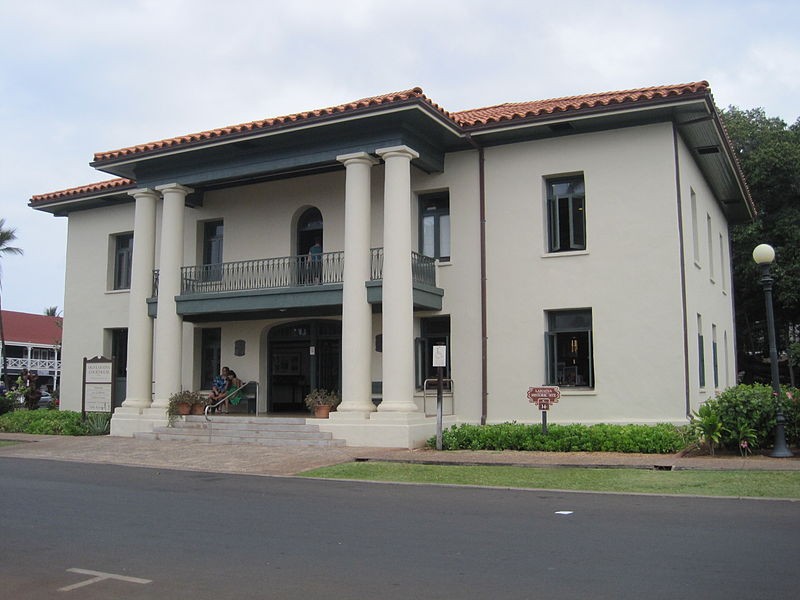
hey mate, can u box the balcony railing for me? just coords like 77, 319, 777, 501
370, 248, 437, 287
181, 252, 345, 295
411, 251, 436, 286
151, 248, 437, 298
6, 357, 61, 372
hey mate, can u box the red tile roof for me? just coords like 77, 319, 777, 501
90, 82, 709, 164
92, 87, 451, 163
32, 82, 721, 205
452, 81, 710, 127
1, 310, 62, 346
30, 178, 135, 204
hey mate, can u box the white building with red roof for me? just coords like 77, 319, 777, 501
1, 310, 62, 390
30, 82, 752, 446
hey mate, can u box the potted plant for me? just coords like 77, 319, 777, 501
167, 390, 203, 424
304, 389, 340, 418
190, 395, 207, 415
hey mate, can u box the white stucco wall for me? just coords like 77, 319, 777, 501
481, 123, 690, 424
60, 204, 135, 410
676, 133, 738, 412
411, 150, 483, 419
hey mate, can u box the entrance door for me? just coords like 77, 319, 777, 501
268, 320, 341, 413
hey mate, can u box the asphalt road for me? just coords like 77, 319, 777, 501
1, 458, 798, 599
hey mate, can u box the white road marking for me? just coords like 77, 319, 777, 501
58, 568, 152, 592
554, 510, 574, 515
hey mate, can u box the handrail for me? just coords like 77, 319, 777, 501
422, 377, 454, 417
204, 381, 255, 421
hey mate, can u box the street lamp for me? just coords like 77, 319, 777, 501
752, 243, 793, 457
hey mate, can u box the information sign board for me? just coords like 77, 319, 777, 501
83, 356, 114, 413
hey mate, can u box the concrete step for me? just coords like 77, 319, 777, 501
170, 421, 323, 434
153, 427, 335, 441
139, 431, 345, 447
134, 415, 345, 447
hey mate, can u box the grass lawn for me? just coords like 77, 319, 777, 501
299, 462, 800, 499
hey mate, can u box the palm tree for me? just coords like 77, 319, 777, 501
0, 218, 24, 388
44, 306, 60, 317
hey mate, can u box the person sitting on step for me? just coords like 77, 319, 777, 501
208, 366, 230, 412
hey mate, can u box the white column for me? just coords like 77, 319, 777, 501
337, 152, 378, 414
375, 145, 420, 413
151, 183, 191, 408
122, 188, 158, 408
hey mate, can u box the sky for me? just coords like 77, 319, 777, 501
1, 0, 799, 315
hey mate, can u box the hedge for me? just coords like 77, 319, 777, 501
430, 422, 689, 453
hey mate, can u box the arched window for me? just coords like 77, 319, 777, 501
296, 208, 323, 255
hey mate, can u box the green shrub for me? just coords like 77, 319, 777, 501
690, 402, 726, 455
85, 412, 111, 435
431, 422, 687, 454
0, 410, 88, 436
713, 384, 799, 450
0, 393, 15, 416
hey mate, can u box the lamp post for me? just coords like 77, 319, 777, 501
752, 244, 793, 457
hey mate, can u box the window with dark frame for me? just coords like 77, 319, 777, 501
113, 233, 133, 290
545, 309, 594, 388
698, 314, 706, 388
419, 192, 450, 261
546, 175, 586, 253
415, 316, 451, 389
712, 324, 719, 388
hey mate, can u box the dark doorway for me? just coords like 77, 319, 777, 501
200, 328, 221, 390
296, 207, 323, 256
268, 320, 341, 413
111, 328, 128, 408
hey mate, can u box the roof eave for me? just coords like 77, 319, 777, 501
462, 92, 710, 135
90, 98, 463, 176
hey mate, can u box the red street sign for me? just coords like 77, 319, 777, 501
534, 398, 553, 410
527, 386, 561, 402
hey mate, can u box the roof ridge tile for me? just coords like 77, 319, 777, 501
30, 177, 134, 204
93, 87, 432, 163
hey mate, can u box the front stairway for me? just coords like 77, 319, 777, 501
135, 415, 346, 447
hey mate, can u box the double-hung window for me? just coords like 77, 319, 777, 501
545, 309, 594, 388
113, 233, 133, 290
546, 175, 585, 253
419, 192, 450, 261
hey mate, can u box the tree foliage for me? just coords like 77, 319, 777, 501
0, 218, 24, 388
721, 107, 800, 361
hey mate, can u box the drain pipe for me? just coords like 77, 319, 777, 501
466, 134, 488, 425
671, 124, 692, 420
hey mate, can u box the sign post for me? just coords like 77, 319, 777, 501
82, 356, 115, 420
432, 345, 447, 450
527, 386, 561, 434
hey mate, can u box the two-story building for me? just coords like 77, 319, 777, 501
1, 310, 62, 392
30, 81, 753, 447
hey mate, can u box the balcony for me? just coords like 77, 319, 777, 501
147, 249, 443, 321
6, 356, 61, 375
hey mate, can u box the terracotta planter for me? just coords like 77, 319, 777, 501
313, 405, 332, 418
190, 403, 205, 415
177, 401, 191, 415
